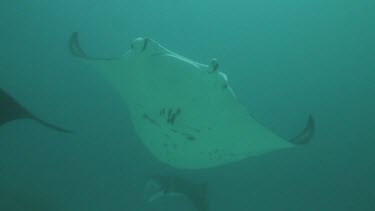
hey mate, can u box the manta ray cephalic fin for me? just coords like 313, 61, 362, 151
289, 114, 315, 145
69, 32, 120, 61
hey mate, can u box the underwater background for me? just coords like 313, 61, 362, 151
0, 0, 374, 210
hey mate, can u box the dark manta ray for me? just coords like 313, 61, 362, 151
144, 176, 208, 211
0, 88, 71, 133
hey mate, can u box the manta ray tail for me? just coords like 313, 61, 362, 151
289, 114, 315, 145
0, 88, 73, 133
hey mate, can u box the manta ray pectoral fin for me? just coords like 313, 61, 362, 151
0, 88, 73, 133
289, 114, 315, 145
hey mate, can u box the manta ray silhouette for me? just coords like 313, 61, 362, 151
145, 176, 208, 211
0, 88, 72, 133
69, 32, 314, 169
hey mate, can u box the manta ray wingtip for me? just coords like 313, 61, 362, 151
0, 88, 74, 134
289, 114, 315, 145
34, 118, 74, 134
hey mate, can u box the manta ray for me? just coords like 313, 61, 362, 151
0, 88, 71, 133
144, 176, 208, 211
69, 32, 314, 169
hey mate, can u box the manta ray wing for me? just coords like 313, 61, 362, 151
0, 89, 72, 133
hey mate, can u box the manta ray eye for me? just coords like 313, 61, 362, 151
131, 38, 149, 52
209, 58, 219, 73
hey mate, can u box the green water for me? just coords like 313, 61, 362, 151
0, 0, 374, 210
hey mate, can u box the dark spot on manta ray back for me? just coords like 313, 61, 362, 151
167, 108, 172, 119
169, 108, 181, 124
162, 107, 182, 125
142, 114, 161, 127
213, 62, 219, 71
186, 135, 195, 141
168, 128, 196, 141
181, 132, 196, 141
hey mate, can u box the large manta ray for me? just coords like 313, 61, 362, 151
69, 32, 314, 169
0, 88, 71, 133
